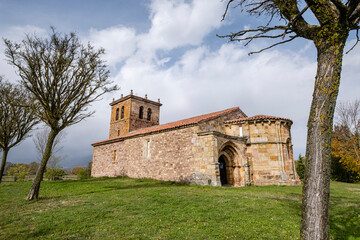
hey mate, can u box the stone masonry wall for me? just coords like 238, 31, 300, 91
192, 129, 219, 186
109, 96, 161, 138
197, 110, 246, 133
92, 126, 217, 184
129, 98, 160, 132
242, 120, 299, 186
109, 98, 131, 138
92, 111, 246, 185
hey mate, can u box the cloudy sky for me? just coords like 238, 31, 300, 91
1, 0, 359, 169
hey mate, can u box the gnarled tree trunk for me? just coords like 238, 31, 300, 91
0, 148, 9, 183
26, 129, 59, 200
300, 33, 348, 239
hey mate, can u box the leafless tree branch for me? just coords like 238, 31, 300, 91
330, 0, 348, 15
222, 0, 234, 21
217, 24, 298, 54
281, 5, 310, 39
335, 99, 360, 160
349, 2, 360, 25
346, 28, 360, 53
304, 0, 341, 24
248, 35, 299, 55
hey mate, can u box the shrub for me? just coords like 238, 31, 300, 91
4, 162, 15, 175
7, 164, 30, 181
295, 154, 359, 183
331, 156, 359, 183
77, 169, 89, 180
295, 154, 305, 181
44, 167, 66, 181
72, 166, 84, 175
77, 162, 92, 180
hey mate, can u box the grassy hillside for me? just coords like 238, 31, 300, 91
0, 178, 359, 239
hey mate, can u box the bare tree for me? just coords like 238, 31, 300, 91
332, 100, 360, 175
4, 28, 117, 200
221, 1, 360, 239
33, 127, 65, 168
0, 77, 38, 183
336, 100, 360, 138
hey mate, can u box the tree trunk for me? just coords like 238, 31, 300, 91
26, 128, 59, 200
300, 38, 347, 239
0, 148, 9, 183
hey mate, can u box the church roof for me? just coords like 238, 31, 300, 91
92, 107, 242, 146
226, 114, 292, 124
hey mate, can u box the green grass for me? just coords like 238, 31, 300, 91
0, 178, 359, 240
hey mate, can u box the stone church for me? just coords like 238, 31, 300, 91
91, 92, 300, 187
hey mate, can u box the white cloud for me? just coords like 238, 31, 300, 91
138, 0, 224, 53
337, 39, 360, 109
86, 0, 225, 68
87, 26, 137, 66
4, 25, 47, 41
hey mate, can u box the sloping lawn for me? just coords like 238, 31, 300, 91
0, 178, 359, 239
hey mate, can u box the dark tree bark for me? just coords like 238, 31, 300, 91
27, 129, 58, 200
33, 128, 65, 167
0, 148, 9, 183
220, 1, 359, 239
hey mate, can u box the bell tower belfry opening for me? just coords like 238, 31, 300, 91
109, 90, 162, 138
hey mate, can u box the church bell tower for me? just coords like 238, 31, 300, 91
109, 90, 162, 138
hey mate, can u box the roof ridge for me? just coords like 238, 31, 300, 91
128, 106, 239, 134
225, 114, 292, 123
197, 107, 239, 123
92, 107, 242, 146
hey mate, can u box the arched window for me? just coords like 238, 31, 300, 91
115, 108, 119, 120
286, 138, 296, 177
121, 106, 124, 119
286, 138, 291, 161
147, 108, 152, 121
139, 106, 144, 119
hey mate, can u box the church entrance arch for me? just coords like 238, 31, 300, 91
218, 141, 243, 186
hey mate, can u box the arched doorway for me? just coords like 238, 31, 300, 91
218, 141, 244, 186
219, 155, 228, 185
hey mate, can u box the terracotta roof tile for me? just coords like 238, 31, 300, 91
226, 114, 292, 124
92, 107, 241, 146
